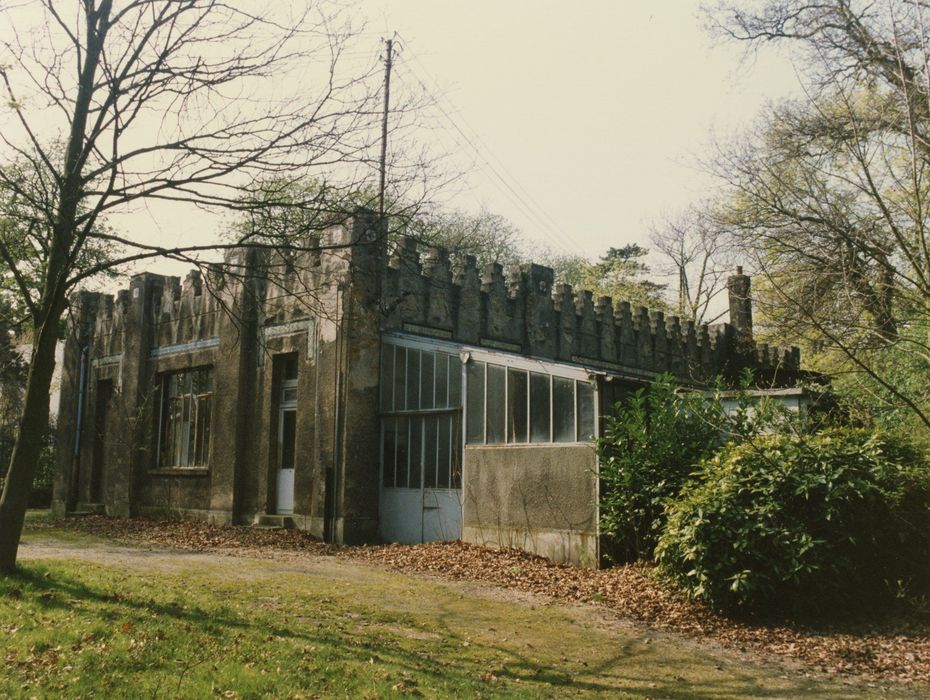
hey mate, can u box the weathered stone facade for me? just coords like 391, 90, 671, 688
381, 239, 798, 386
54, 209, 800, 561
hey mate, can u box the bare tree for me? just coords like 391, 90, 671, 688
650, 204, 733, 325
0, 0, 427, 572
396, 207, 525, 267
706, 0, 930, 430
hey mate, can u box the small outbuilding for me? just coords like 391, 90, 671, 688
54, 210, 803, 566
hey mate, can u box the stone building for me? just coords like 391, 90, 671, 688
54, 210, 801, 566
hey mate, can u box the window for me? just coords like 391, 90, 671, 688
158, 367, 213, 467
380, 342, 463, 489
465, 361, 596, 445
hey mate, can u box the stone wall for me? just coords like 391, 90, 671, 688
54, 211, 385, 543
462, 444, 598, 567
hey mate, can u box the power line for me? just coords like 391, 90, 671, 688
393, 36, 576, 255
397, 61, 572, 254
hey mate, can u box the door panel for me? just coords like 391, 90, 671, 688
379, 488, 424, 543
422, 489, 462, 542
276, 408, 296, 515
378, 341, 463, 544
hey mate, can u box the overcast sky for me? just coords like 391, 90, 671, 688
104, 0, 802, 273
1, 1, 803, 278
357, 0, 800, 260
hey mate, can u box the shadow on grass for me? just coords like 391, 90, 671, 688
2, 558, 915, 698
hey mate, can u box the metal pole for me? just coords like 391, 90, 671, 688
378, 37, 394, 223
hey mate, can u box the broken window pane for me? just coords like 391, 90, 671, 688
195, 394, 212, 465
553, 376, 575, 442
485, 364, 506, 444
576, 381, 596, 442
158, 368, 213, 467
530, 372, 551, 443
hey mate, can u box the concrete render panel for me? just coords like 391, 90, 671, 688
462, 444, 598, 566
462, 525, 598, 569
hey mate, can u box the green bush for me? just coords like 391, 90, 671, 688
656, 428, 930, 614
597, 375, 722, 562
28, 419, 57, 507
0, 419, 56, 507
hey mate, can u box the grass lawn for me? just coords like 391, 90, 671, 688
1, 528, 917, 698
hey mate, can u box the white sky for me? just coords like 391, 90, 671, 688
357, 0, 801, 260
1, 1, 803, 277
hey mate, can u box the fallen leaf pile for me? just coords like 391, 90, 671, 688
31, 515, 337, 554
29, 516, 930, 686
353, 542, 930, 686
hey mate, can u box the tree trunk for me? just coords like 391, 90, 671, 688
0, 1, 109, 574
0, 316, 60, 574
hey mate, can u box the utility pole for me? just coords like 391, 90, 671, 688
379, 36, 395, 224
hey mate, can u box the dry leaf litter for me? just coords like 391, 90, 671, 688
26, 516, 930, 687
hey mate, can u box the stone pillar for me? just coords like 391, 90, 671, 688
331, 209, 385, 544
453, 255, 481, 343
727, 267, 753, 339
520, 264, 557, 358
117, 273, 166, 517
212, 248, 263, 524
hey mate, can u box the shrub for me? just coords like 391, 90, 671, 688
28, 419, 57, 507
0, 419, 56, 508
656, 428, 930, 614
597, 375, 722, 562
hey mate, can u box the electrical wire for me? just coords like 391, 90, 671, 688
393, 34, 576, 255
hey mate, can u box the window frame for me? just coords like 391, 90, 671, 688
462, 347, 599, 447
156, 366, 214, 469
379, 332, 602, 474
380, 334, 464, 491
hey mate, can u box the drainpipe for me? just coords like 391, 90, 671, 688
329, 281, 345, 543
590, 372, 604, 569
67, 345, 88, 513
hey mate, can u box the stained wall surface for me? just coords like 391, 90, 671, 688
54, 209, 801, 561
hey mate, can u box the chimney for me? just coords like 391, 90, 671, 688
727, 266, 753, 337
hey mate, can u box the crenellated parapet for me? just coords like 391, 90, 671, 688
55, 209, 807, 548
84, 267, 222, 359
380, 235, 801, 386
70, 218, 800, 388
